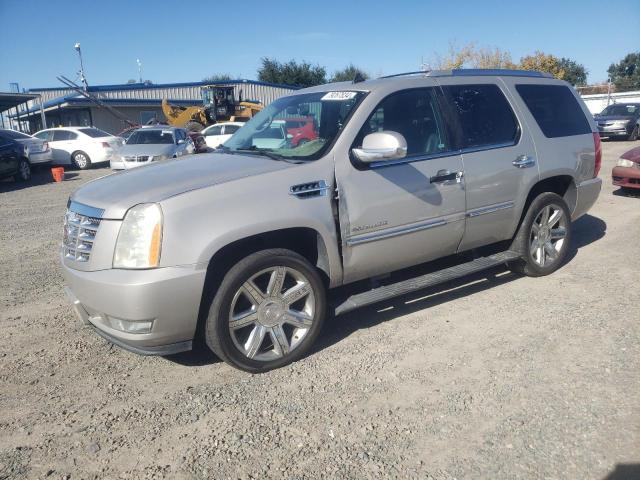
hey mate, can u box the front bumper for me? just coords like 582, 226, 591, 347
572, 177, 602, 220
598, 125, 633, 137
62, 258, 207, 355
612, 166, 640, 189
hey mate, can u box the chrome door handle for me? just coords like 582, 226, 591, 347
512, 155, 536, 168
430, 169, 463, 184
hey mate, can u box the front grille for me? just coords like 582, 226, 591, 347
123, 155, 150, 162
63, 210, 101, 262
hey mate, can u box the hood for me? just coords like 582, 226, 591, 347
118, 144, 175, 157
594, 115, 635, 122
71, 152, 295, 219
621, 145, 640, 163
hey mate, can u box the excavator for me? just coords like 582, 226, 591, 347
161, 85, 263, 132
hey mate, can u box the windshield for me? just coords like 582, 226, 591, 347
0, 129, 32, 140
127, 129, 175, 145
79, 127, 111, 138
223, 91, 366, 160
599, 104, 638, 116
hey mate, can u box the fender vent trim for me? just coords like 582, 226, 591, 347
289, 180, 330, 199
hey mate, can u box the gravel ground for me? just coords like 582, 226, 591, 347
1, 142, 638, 480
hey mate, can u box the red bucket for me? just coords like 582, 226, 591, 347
51, 167, 65, 182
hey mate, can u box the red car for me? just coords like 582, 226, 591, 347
612, 145, 640, 190
284, 116, 318, 147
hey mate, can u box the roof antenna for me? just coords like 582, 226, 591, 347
352, 72, 366, 84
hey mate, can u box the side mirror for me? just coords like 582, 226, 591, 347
351, 131, 407, 163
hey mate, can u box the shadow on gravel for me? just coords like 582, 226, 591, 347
602, 464, 640, 480
164, 344, 222, 367
313, 213, 607, 356
0, 167, 57, 192
612, 187, 640, 198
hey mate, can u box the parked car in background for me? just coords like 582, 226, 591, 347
284, 116, 318, 146
0, 131, 32, 181
612, 145, 640, 191
33, 127, 122, 169
0, 129, 51, 166
201, 122, 243, 149
110, 126, 194, 170
119, 125, 207, 153
594, 103, 640, 140
251, 120, 287, 149
62, 70, 601, 372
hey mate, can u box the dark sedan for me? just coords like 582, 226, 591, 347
594, 103, 640, 141
0, 131, 31, 181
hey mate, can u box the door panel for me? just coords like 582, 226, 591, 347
0, 141, 18, 176
336, 87, 466, 284
438, 80, 539, 251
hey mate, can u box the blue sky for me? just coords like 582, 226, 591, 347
1, 0, 638, 90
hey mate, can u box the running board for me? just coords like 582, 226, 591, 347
334, 250, 521, 316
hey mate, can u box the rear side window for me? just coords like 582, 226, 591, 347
442, 84, 519, 149
78, 128, 110, 138
516, 84, 591, 138
53, 130, 77, 141
224, 125, 240, 134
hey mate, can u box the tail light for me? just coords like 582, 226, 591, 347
101, 142, 111, 149
593, 133, 602, 178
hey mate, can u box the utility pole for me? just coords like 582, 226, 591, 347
137, 59, 143, 83
605, 77, 612, 107
74, 43, 89, 91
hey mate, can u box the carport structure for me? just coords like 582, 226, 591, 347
0, 91, 46, 132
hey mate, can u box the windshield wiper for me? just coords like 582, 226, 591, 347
233, 146, 286, 161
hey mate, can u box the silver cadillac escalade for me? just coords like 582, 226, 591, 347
62, 69, 602, 372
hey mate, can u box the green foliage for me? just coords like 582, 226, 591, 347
202, 73, 233, 83
607, 52, 640, 92
330, 64, 369, 82
257, 58, 326, 87
558, 58, 588, 86
519, 51, 566, 79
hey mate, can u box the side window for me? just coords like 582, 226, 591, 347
224, 125, 240, 134
34, 131, 52, 141
443, 84, 519, 149
354, 88, 450, 157
67, 131, 78, 140
206, 125, 223, 136
515, 84, 591, 138
53, 130, 72, 141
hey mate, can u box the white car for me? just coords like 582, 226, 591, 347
0, 129, 52, 165
201, 122, 243, 149
33, 127, 123, 169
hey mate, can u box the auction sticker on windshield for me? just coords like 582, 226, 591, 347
321, 91, 358, 101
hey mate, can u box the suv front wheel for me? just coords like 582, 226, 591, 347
205, 249, 326, 373
510, 192, 572, 277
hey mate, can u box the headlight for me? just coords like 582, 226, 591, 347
113, 203, 163, 269
613, 120, 630, 126
617, 158, 636, 168
152, 155, 169, 162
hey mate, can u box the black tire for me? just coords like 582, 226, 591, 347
72, 151, 91, 170
185, 121, 205, 132
509, 192, 572, 277
205, 249, 326, 373
628, 125, 639, 141
15, 158, 31, 182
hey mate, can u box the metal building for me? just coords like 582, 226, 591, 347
11, 80, 298, 134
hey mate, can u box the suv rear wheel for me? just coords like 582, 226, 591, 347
205, 249, 326, 373
510, 192, 572, 277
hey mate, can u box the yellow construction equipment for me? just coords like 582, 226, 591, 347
161, 85, 263, 131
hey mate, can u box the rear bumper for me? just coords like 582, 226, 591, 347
612, 166, 640, 189
29, 151, 53, 165
573, 177, 602, 220
62, 259, 207, 355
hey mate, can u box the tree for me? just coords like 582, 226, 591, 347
258, 58, 326, 87
519, 51, 566, 80
330, 64, 369, 82
202, 73, 233, 83
430, 43, 516, 70
558, 58, 587, 86
607, 52, 640, 92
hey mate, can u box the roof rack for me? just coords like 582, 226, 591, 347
379, 69, 553, 79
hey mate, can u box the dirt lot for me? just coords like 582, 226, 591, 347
0, 142, 638, 480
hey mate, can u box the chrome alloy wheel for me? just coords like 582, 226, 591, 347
228, 266, 315, 361
530, 204, 568, 267
74, 153, 88, 168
